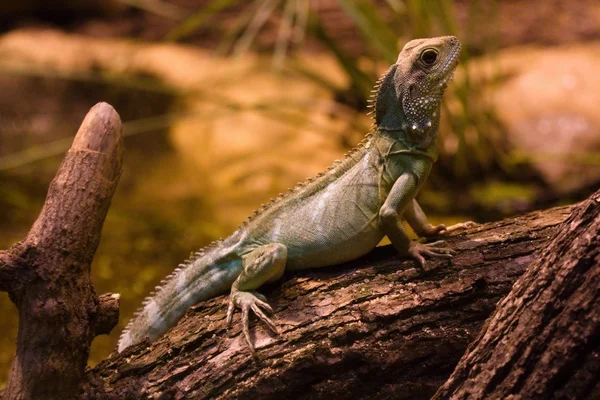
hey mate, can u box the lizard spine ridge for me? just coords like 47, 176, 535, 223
118, 132, 375, 351
117, 239, 224, 349
238, 132, 375, 228
118, 61, 404, 351
118, 36, 462, 353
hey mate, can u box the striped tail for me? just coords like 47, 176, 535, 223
117, 241, 243, 353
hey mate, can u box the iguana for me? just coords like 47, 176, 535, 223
118, 35, 463, 354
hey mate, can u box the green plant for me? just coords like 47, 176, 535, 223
165, 0, 505, 179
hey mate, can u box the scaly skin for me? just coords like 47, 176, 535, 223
118, 36, 463, 354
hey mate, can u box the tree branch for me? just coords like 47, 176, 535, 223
0, 250, 19, 293
3, 103, 124, 400
84, 203, 574, 400
433, 189, 600, 399
94, 293, 121, 336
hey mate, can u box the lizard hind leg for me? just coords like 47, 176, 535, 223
226, 243, 287, 354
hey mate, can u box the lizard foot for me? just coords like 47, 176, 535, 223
442, 221, 478, 234
416, 223, 447, 237
407, 241, 455, 269
226, 291, 277, 354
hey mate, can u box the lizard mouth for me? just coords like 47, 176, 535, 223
442, 70, 456, 87
439, 46, 461, 89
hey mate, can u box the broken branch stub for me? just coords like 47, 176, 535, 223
2, 103, 123, 400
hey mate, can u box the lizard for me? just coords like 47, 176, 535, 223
118, 35, 463, 354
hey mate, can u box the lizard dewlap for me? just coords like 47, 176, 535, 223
119, 36, 463, 354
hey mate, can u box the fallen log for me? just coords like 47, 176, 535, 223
84, 200, 574, 399
2, 101, 596, 400
434, 189, 600, 399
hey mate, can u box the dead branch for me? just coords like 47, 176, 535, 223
1, 103, 123, 400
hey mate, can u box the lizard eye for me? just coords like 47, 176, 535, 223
420, 49, 438, 66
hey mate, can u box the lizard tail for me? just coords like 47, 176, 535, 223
117, 240, 243, 353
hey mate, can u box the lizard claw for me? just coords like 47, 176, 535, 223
407, 241, 454, 269
426, 239, 452, 248
227, 291, 277, 354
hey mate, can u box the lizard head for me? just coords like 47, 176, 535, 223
373, 36, 461, 147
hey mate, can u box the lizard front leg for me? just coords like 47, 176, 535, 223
380, 173, 454, 268
227, 243, 287, 354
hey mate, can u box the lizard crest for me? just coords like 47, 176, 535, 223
373, 36, 461, 148
118, 36, 463, 355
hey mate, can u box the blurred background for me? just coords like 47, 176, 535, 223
0, 0, 599, 386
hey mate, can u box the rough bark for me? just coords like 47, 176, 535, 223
0, 251, 19, 293
0, 103, 123, 400
84, 203, 574, 400
434, 189, 600, 399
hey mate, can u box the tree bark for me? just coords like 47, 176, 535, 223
433, 190, 600, 399
84, 202, 575, 400
0, 103, 123, 400
2, 102, 595, 399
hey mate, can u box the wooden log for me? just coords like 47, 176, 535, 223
433, 189, 600, 399
84, 202, 573, 399
1, 102, 595, 399
0, 103, 123, 400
